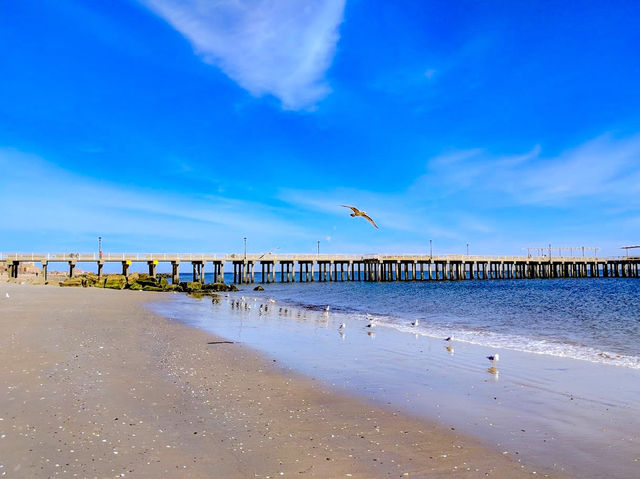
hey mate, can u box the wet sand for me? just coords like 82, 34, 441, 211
0, 283, 570, 478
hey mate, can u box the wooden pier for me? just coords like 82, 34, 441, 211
2, 252, 639, 284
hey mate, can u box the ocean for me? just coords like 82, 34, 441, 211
180, 274, 640, 369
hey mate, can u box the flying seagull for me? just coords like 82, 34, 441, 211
341, 205, 378, 229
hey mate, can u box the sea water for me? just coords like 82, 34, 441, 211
181, 275, 640, 369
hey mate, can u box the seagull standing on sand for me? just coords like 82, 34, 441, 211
325, 305, 330, 312
341, 205, 378, 229
411, 319, 419, 327
338, 323, 346, 330
487, 354, 499, 363
445, 335, 454, 342
5, 292, 9, 298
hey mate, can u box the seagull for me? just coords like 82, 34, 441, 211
5, 292, 9, 298
366, 322, 376, 328
341, 205, 378, 229
325, 305, 330, 312
444, 336, 454, 342
411, 319, 419, 327
338, 323, 346, 330
487, 354, 500, 363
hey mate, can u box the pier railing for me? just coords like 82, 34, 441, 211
2, 252, 635, 262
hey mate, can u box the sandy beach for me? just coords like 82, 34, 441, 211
0, 283, 566, 478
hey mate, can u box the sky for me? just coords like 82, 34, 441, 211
1, 0, 640, 257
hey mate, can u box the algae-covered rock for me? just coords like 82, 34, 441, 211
201, 283, 225, 292
104, 274, 127, 290
82, 273, 99, 286
229, 284, 239, 292
59, 277, 84, 287
253, 285, 264, 291
180, 282, 202, 293
129, 282, 143, 291
159, 277, 169, 288
163, 284, 182, 292
201, 282, 237, 292
142, 285, 163, 292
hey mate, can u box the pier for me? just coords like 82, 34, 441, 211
1, 252, 639, 283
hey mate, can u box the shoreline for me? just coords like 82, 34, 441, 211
153, 290, 640, 479
0, 283, 564, 478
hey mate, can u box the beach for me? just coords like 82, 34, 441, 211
0, 283, 566, 478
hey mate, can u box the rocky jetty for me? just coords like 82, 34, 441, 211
59, 273, 237, 293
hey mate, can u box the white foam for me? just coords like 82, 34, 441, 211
375, 317, 640, 370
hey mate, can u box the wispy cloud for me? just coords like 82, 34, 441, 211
277, 133, 640, 254
0, 148, 310, 252
142, 0, 346, 110
423, 133, 640, 207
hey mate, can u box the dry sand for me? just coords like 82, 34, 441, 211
0, 283, 569, 478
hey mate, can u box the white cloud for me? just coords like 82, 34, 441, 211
0, 148, 309, 252
143, 0, 346, 110
423, 133, 640, 206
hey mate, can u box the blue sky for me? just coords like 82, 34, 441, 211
1, 0, 639, 257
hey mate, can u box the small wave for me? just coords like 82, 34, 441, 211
370, 317, 640, 370
249, 294, 640, 370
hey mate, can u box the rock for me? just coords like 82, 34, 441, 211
229, 284, 239, 292
129, 282, 143, 291
81, 273, 99, 286
104, 274, 127, 290
159, 277, 169, 288
142, 285, 163, 292
59, 277, 84, 287
163, 284, 182, 292
60, 273, 100, 288
180, 282, 202, 293
201, 282, 235, 292
253, 285, 264, 291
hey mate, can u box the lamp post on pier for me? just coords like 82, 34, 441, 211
98, 236, 102, 259
317, 240, 320, 256
466, 243, 469, 256
243, 237, 247, 260
430, 239, 433, 259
